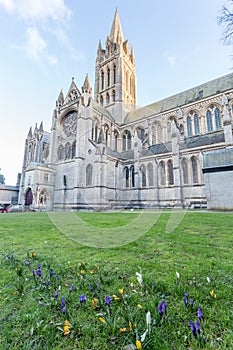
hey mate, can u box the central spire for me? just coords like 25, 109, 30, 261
110, 8, 124, 43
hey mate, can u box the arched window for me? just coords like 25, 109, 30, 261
167, 121, 171, 141
127, 131, 131, 150
86, 164, 93, 186
215, 108, 222, 130
191, 157, 199, 184
101, 71, 104, 90
112, 89, 115, 102
65, 142, 72, 160
122, 134, 126, 151
181, 158, 189, 185
107, 67, 110, 87
130, 166, 135, 187
104, 125, 109, 146
194, 114, 200, 135
106, 93, 110, 105
152, 125, 156, 145
114, 130, 118, 151
94, 122, 98, 141
167, 160, 174, 185
187, 116, 192, 137
147, 163, 153, 186
57, 145, 64, 161
72, 141, 76, 158
141, 164, 146, 187
206, 110, 213, 132
100, 95, 103, 106
159, 161, 166, 186
125, 167, 129, 188
113, 64, 116, 84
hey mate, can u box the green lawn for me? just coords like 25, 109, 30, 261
0, 211, 232, 349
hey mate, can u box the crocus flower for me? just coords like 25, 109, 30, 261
37, 268, 42, 277
120, 327, 127, 332
55, 290, 58, 298
90, 283, 93, 291
63, 320, 70, 336
146, 311, 151, 332
129, 321, 133, 332
32, 269, 35, 277
24, 261, 30, 266
136, 271, 143, 285
49, 268, 54, 277
184, 290, 188, 298
38, 264, 41, 269
176, 271, 180, 279
196, 320, 201, 334
190, 320, 197, 337
79, 295, 86, 303
105, 295, 111, 306
189, 298, 194, 306
162, 299, 167, 314
141, 329, 148, 342
210, 290, 216, 298
69, 285, 74, 293
136, 340, 142, 349
158, 302, 163, 317
183, 297, 187, 307
99, 317, 106, 324
62, 297, 66, 313
197, 307, 203, 321
92, 298, 98, 309
55, 274, 59, 279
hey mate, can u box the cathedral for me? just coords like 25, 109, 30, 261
19, 10, 233, 211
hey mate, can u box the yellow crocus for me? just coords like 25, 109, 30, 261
210, 290, 216, 298
129, 321, 133, 332
136, 340, 142, 349
119, 288, 124, 294
99, 317, 106, 323
63, 320, 70, 336
120, 327, 127, 332
137, 304, 142, 309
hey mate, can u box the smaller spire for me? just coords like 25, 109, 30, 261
82, 74, 92, 94
33, 123, 38, 135
98, 39, 102, 51
56, 89, 64, 107
39, 121, 43, 132
27, 126, 32, 138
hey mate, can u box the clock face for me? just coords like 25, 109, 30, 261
62, 112, 77, 137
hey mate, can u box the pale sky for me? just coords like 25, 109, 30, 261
0, 0, 232, 185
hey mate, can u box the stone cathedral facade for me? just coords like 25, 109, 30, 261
19, 10, 233, 211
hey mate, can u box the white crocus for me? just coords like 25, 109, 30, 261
136, 271, 143, 285
140, 328, 148, 342
176, 271, 180, 279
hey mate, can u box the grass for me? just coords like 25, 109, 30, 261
0, 210, 232, 349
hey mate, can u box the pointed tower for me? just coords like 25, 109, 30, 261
94, 9, 136, 124
64, 77, 81, 104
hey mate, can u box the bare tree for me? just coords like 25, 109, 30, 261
218, 1, 233, 45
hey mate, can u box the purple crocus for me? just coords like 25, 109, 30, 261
37, 268, 42, 277
49, 268, 54, 277
24, 261, 30, 266
183, 297, 187, 307
32, 269, 35, 277
38, 264, 41, 269
184, 290, 188, 298
105, 295, 111, 306
61, 296, 66, 313
90, 283, 93, 291
190, 320, 197, 338
197, 307, 204, 321
158, 302, 163, 316
196, 320, 201, 334
79, 295, 86, 303
189, 298, 194, 306
70, 285, 74, 293
55, 290, 59, 298
162, 299, 167, 314
55, 274, 59, 279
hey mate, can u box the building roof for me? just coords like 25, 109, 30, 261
125, 72, 233, 124
203, 147, 233, 168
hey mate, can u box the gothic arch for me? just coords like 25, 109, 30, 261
181, 158, 189, 185
159, 160, 166, 186
205, 103, 222, 132
191, 156, 200, 184
25, 187, 33, 206
140, 164, 147, 187
167, 160, 174, 186
38, 189, 49, 207
86, 164, 93, 186
147, 163, 154, 186
104, 124, 110, 146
